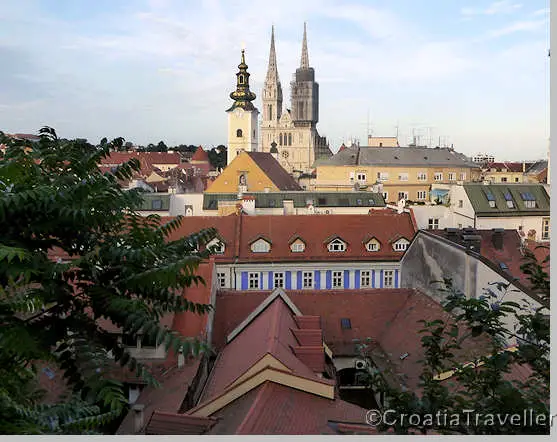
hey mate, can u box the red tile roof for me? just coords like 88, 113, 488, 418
164, 212, 417, 263
146, 412, 217, 435
191, 146, 209, 163
246, 152, 302, 191
485, 162, 529, 173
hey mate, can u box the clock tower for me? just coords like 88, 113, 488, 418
226, 49, 259, 165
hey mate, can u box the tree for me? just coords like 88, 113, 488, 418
360, 249, 550, 435
0, 127, 217, 434
157, 141, 168, 152
208, 145, 227, 170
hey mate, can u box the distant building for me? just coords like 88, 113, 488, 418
472, 153, 495, 164
367, 136, 399, 147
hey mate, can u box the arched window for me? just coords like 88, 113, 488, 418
288, 133, 292, 146
239, 74, 244, 84
236, 129, 243, 138
279, 133, 283, 146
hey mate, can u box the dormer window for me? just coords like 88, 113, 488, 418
393, 238, 410, 252
290, 239, 305, 253
484, 189, 496, 208
327, 238, 346, 252
503, 191, 514, 208
365, 238, 381, 252
207, 238, 225, 254
251, 238, 271, 253
520, 192, 536, 208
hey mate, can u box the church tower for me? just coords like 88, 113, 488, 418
261, 25, 283, 152
290, 22, 319, 127
226, 49, 259, 165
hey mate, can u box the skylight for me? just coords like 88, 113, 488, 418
484, 190, 496, 201
520, 192, 535, 201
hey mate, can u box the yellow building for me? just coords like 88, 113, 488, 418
314, 145, 480, 204
367, 136, 399, 147
206, 151, 301, 194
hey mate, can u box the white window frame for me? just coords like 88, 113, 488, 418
459, 172, 466, 180
448, 172, 456, 181
417, 172, 427, 181
384, 270, 394, 288
248, 272, 259, 290
398, 191, 408, 201
251, 239, 271, 253
377, 172, 389, 182
366, 241, 379, 252
332, 271, 343, 288
542, 218, 550, 240
302, 271, 314, 289
428, 218, 439, 230
393, 240, 408, 251
274, 272, 284, 289
217, 272, 226, 288
328, 239, 346, 252
290, 241, 305, 253
524, 200, 536, 208
417, 190, 427, 200
360, 270, 371, 288
356, 172, 367, 183
398, 172, 409, 181
434, 172, 443, 181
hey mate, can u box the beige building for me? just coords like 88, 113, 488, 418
367, 136, 399, 147
226, 50, 259, 165
314, 145, 480, 204
259, 24, 331, 173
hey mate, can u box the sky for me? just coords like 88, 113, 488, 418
0, 0, 550, 160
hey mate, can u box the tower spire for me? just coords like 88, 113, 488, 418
266, 25, 279, 83
226, 49, 256, 112
300, 22, 309, 69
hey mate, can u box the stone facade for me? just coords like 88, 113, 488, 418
260, 24, 331, 173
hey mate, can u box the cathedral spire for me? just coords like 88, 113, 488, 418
300, 22, 309, 69
265, 25, 280, 83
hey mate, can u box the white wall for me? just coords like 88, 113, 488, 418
476, 216, 549, 242
411, 205, 453, 230
169, 193, 205, 216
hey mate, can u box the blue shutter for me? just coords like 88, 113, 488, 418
355, 270, 360, 289
372, 270, 376, 288
297, 271, 302, 289
241, 272, 248, 290
268, 271, 274, 290
315, 270, 321, 289
344, 270, 349, 289
260, 272, 263, 290
395, 269, 399, 288
286, 271, 292, 289
326, 270, 332, 289
380, 270, 384, 288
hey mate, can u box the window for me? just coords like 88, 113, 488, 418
357, 172, 367, 183
459, 172, 466, 180
151, 199, 163, 210
434, 172, 443, 181
328, 239, 346, 252
458, 223, 463, 229
248, 272, 259, 289
398, 172, 408, 181
503, 191, 514, 208
383, 270, 394, 288
542, 218, 550, 240
332, 271, 343, 288
398, 191, 408, 201
417, 190, 427, 200
501, 177, 508, 183
515, 177, 520, 182
217, 272, 226, 288
448, 172, 456, 181
288, 133, 292, 146
382, 192, 388, 201
340, 318, 352, 330
485, 190, 496, 208
360, 270, 371, 287
377, 172, 389, 181
122, 333, 139, 348
520, 192, 536, 208
239, 74, 244, 84
274, 272, 284, 289
393, 240, 409, 251
458, 200, 463, 208
417, 172, 427, 181
251, 239, 271, 253
141, 333, 158, 348
366, 241, 379, 252
428, 218, 439, 230
303, 271, 313, 289
236, 129, 243, 138
291, 241, 305, 253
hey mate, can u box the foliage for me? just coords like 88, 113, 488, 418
360, 251, 550, 435
0, 127, 218, 434
208, 145, 227, 170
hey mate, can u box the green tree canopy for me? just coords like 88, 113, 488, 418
0, 127, 216, 433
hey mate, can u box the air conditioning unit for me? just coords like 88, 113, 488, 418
354, 359, 368, 370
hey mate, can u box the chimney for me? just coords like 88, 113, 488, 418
132, 404, 145, 433
283, 199, 294, 215
445, 227, 459, 242
462, 234, 481, 253
492, 228, 504, 250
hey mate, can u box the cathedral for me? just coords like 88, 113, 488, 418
226, 24, 332, 173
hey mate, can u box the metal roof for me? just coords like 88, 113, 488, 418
202, 191, 385, 210
139, 193, 171, 211
317, 145, 479, 168
463, 183, 550, 216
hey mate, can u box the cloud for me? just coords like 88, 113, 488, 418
488, 18, 548, 37
461, 1, 522, 16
